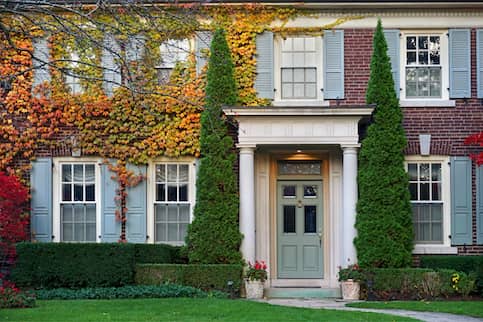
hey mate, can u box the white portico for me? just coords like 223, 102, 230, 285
224, 106, 372, 288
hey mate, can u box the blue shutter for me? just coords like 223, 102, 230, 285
449, 29, 471, 98
383, 30, 400, 98
126, 164, 147, 243
32, 38, 51, 93
255, 32, 274, 99
477, 29, 483, 98
324, 30, 344, 99
477, 165, 483, 244
101, 163, 120, 242
450, 157, 472, 245
102, 34, 121, 97
195, 31, 212, 75
30, 158, 52, 242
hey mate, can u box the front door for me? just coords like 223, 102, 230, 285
277, 181, 323, 278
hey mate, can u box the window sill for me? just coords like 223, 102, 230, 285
413, 245, 458, 255
400, 99, 456, 107
273, 100, 330, 107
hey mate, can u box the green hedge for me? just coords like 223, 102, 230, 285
361, 268, 476, 300
10, 243, 184, 288
135, 264, 243, 294
420, 255, 483, 295
35, 284, 227, 300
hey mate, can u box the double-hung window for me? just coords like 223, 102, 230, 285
156, 39, 190, 84
275, 36, 323, 102
405, 35, 441, 98
408, 162, 443, 244
60, 163, 96, 242
65, 51, 83, 94
154, 163, 191, 243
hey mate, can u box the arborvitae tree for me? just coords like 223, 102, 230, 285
186, 28, 243, 264
354, 20, 413, 268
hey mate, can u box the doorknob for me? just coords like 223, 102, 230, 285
318, 230, 323, 247
297, 200, 303, 208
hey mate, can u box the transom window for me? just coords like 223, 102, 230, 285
405, 35, 441, 98
280, 37, 318, 99
60, 163, 96, 242
154, 163, 190, 243
408, 162, 443, 244
156, 39, 190, 83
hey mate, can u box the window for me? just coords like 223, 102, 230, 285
65, 51, 82, 94
405, 35, 441, 98
400, 31, 449, 102
60, 163, 96, 242
154, 163, 191, 243
275, 36, 323, 102
408, 162, 443, 244
156, 39, 190, 83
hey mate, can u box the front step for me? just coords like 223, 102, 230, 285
265, 287, 341, 299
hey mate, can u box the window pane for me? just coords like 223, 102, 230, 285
432, 223, 442, 242
407, 52, 417, 65
167, 184, 177, 201
168, 205, 178, 221
282, 83, 293, 98
155, 204, 166, 222
62, 164, 72, 182
418, 36, 428, 49
179, 165, 188, 182
179, 223, 188, 242
304, 205, 316, 233
305, 83, 317, 98
408, 164, 418, 180
62, 205, 73, 222
431, 164, 441, 181
63, 223, 73, 241
431, 204, 442, 221
86, 205, 96, 222
303, 185, 317, 198
156, 223, 166, 242
419, 164, 430, 181
168, 223, 178, 241
86, 223, 96, 241
283, 185, 296, 198
179, 184, 188, 201
409, 183, 418, 200
407, 36, 416, 50
432, 182, 441, 200
306, 68, 316, 82
418, 51, 428, 65
74, 223, 85, 242
74, 184, 83, 201
283, 205, 296, 233
156, 184, 165, 202
167, 165, 177, 182
74, 164, 83, 182
85, 165, 95, 182
85, 184, 95, 201
179, 205, 190, 222
293, 68, 304, 82
62, 184, 72, 201
156, 164, 166, 182
420, 183, 430, 200
282, 68, 293, 82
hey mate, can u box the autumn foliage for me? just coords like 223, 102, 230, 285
465, 132, 483, 165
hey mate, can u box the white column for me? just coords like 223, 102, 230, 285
239, 145, 256, 264
342, 145, 359, 267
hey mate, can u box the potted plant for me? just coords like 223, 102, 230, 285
245, 260, 267, 299
338, 264, 362, 300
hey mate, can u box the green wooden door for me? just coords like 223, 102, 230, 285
277, 181, 323, 278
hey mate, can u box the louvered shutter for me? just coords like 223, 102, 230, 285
126, 164, 147, 243
477, 29, 483, 98
195, 31, 212, 75
32, 38, 51, 93
383, 30, 400, 98
30, 158, 53, 242
101, 163, 120, 242
449, 29, 471, 98
255, 32, 274, 99
450, 157, 472, 245
477, 165, 483, 244
102, 34, 121, 97
323, 30, 344, 99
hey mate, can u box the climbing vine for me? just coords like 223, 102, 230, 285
0, 5, 358, 241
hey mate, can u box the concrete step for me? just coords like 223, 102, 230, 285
265, 287, 341, 299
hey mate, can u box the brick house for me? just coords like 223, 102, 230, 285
6, 0, 482, 292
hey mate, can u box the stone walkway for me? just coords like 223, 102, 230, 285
256, 298, 483, 322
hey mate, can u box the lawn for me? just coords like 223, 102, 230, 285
0, 298, 418, 322
347, 301, 483, 318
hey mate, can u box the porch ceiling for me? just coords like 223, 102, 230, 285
223, 106, 374, 147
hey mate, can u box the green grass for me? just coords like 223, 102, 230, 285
347, 301, 483, 318
0, 298, 418, 322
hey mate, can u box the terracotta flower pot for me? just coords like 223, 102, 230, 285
245, 280, 264, 299
340, 279, 360, 300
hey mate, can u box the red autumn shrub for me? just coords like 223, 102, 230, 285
465, 132, 483, 165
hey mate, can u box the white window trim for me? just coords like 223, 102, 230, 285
273, 35, 328, 106
399, 30, 454, 107
146, 157, 197, 245
405, 155, 457, 254
52, 157, 102, 243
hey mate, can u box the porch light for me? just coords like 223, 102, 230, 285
419, 134, 431, 156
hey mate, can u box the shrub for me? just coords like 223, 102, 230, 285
361, 268, 476, 300
135, 264, 243, 294
0, 281, 35, 308
35, 284, 227, 300
133, 244, 186, 264
11, 243, 136, 288
355, 19, 413, 268
420, 255, 483, 295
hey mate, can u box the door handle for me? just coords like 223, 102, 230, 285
318, 230, 323, 247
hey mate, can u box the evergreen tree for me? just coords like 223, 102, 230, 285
354, 20, 413, 268
186, 28, 242, 264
